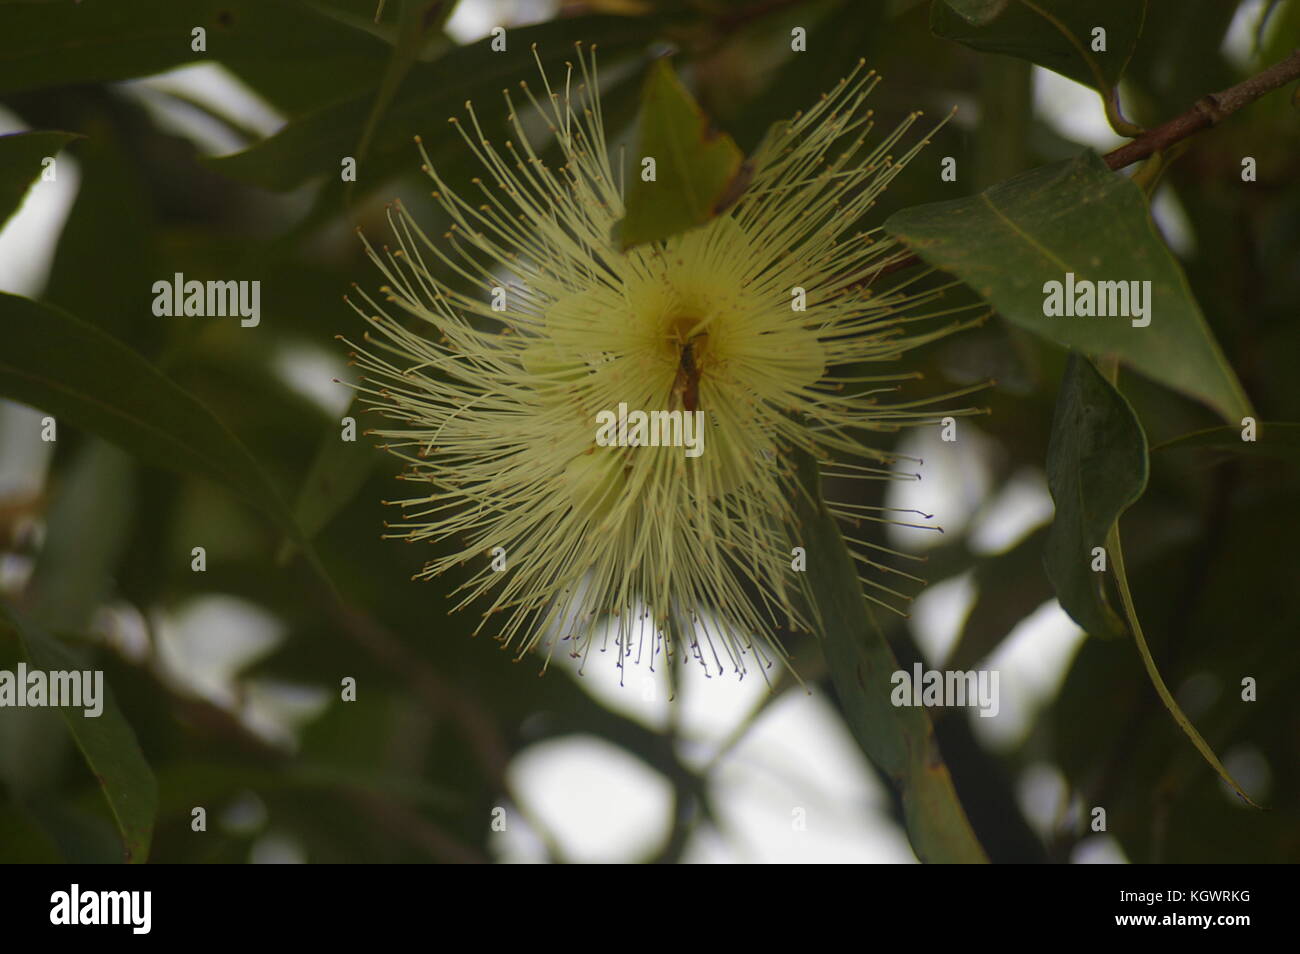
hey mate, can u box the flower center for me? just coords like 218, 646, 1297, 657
666, 316, 712, 411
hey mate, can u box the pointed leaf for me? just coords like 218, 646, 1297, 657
793, 452, 987, 863
0, 604, 157, 863
0, 131, 79, 230
0, 292, 292, 532
615, 58, 748, 249
1044, 353, 1148, 637
884, 151, 1253, 424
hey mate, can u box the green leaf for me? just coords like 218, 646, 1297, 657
40, 106, 166, 347
207, 14, 661, 192
1106, 522, 1262, 808
354, 0, 453, 163
0, 293, 292, 532
0, 801, 64, 863
930, 0, 1147, 92
1043, 353, 1148, 637
0, 0, 391, 114
614, 58, 748, 250
25, 441, 136, 634
727, 0, 886, 153
793, 453, 987, 863
883, 151, 1253, 424
0, 604, 158, 863
0, 130, 79, 230
291, 399, 377, 541
1151, 421, 1300, 461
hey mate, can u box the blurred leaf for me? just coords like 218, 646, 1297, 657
261, 37, 651, 259
207, 14, 662, 192
291, 399, 378, 541
889, 0, 931, 14
1044, 353, 1147, 637
355, 0, 453, 162
0, 800, 63, 862
1151, 421, 1300, 460
0, 0, 391, 114
154, 757, 458, 819
794, 452, 988, 863
884, 151, 1253, 424
0, 293, 292, 532
930, 0, 1147, 92
26, 441, 135, 633
0, 129, 78, 229
726, 0, 884, 153
0, 625, 70, 799
615, 58, 747, 249
948, 524, 1052, 670
0, 603, 157, 863
39, 92, 175, 348
23, 794, 124, 863
973, 54, 1032, 189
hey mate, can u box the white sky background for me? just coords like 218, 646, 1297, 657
10, 0, 1281, 863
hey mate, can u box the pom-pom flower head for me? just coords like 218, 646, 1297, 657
344, 47, 983, 680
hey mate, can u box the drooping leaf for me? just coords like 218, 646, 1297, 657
615, 58, 748, 250
0, 130, 79, 230
931, 0, 1147, 92
884, 151, 1253, 424
793, 452, 988, 863
1105, 522, 1262, 809
0, 293, 292, 533
0, 604, 157, 863
1043, 353, 1147, 637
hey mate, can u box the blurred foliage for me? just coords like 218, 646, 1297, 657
0, 0, 1298, 864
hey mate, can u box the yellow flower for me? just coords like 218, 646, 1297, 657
343, 48, 983, 680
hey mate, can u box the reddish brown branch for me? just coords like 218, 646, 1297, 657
881, 48, 1300, 276
1102, 47, 1300, 170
